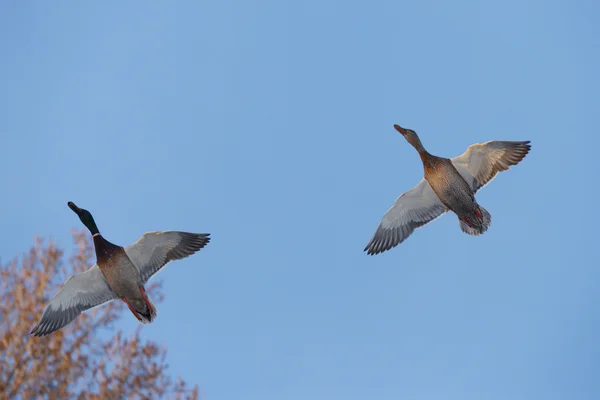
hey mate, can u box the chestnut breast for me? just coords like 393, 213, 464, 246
93, 235, 141, 295
420, 153, 474, 214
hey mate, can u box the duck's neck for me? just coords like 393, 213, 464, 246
93, 233, 118, 249
410, 135, 433, 165
93, 233, 120, 265
411, 138, 427, 154
404, 132, 427, 155
93, 233, 105, 248
419, 151, 432, 163
84, 220, 100, 236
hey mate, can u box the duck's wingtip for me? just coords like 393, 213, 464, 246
364, 243, 384, 256
30, 326, 43, 337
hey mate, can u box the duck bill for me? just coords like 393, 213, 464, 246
393, 124, 408, 135
67, 201, 81, 214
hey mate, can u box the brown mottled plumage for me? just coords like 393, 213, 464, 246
364, 124, 530, 255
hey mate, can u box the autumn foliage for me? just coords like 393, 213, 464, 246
0, 230, 199, 399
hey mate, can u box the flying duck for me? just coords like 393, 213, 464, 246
31, 202, 210, 336
364, 124, 531, 255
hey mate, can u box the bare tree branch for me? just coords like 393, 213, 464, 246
0, 231, 199, 400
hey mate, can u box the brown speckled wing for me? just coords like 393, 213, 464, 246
451, 141, 531, 193
364, 178, 447, 255
31, 265, 117, 337
124, 231, 210, 283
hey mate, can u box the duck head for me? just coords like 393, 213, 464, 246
394, 124, 426, 153
68, 201, 100, 235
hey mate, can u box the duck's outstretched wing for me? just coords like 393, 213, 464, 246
124, 231, 210, 284
451, 141, 531, 193
31, 265, 117, 337
364, 178, 447, 255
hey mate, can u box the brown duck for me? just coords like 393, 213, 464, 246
31, 202, 210, 336
364, 124, 531, 255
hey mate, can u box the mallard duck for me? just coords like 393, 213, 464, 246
31, 202, 210, 336
364, 124, 531, 255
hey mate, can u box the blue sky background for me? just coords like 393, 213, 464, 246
1, 1, 598, 399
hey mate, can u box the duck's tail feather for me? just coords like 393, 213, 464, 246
459, 205, 491, 235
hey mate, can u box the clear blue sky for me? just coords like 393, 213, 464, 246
1, 1, 598, 399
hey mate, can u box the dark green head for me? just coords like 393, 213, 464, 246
68, 201, 100, 235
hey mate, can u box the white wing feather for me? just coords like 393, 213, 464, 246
31, 264, 117, 336
451, 141, 531, 193
364, 178, 447, 255
124, 231, 210, 284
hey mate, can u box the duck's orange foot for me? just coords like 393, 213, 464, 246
122, 297, 143, 321
474, 208, 483, 221
462, 217, 472, 227
138, 285, 154, 313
